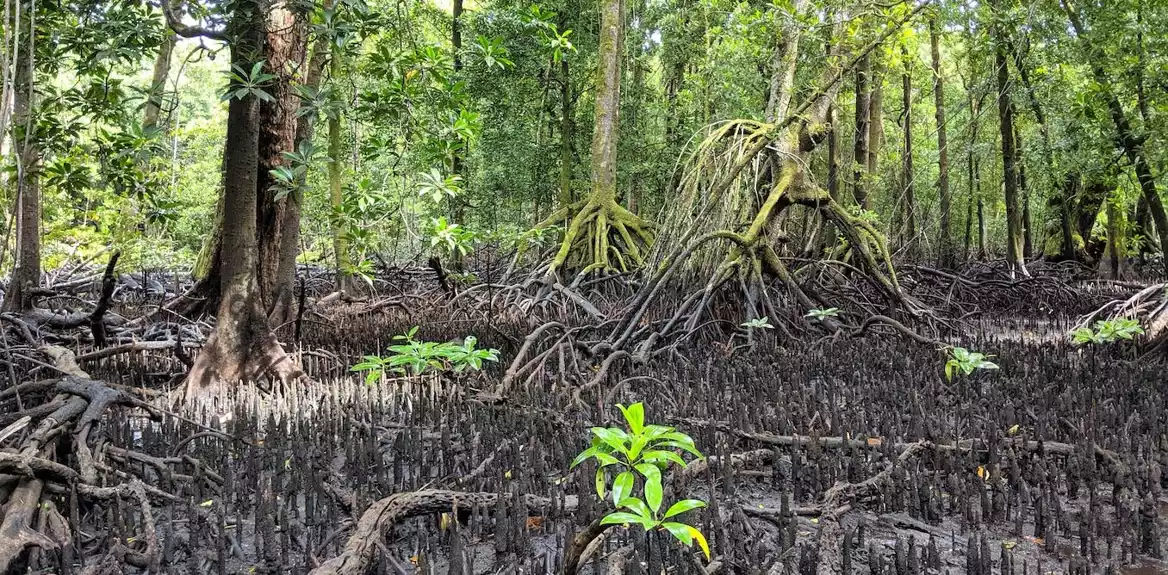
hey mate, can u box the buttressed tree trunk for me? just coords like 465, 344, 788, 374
993, 14, 1027, 278
534, 0, 652, 277
186, 0, 302, 395
177, 1, 309, 318
930, 16, 952, 267
3, 8, 40, 313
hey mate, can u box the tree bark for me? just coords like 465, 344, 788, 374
327, 60, 352, 292
1016, 125, 1032, 258
257, 2, 306, 324
591, 0, 623, 205
867, 55, 884, 186
930, 17, 951, 267
852, 54, 871, 209
143, 32, 176, 129
448, 0, 467, 270
175, 1, 310, 317
558, 57, 574, 206
899, 44, 916, 252
993, 15, 1027, 277
3, 8, 40, 313
1105, 195, 1120, 279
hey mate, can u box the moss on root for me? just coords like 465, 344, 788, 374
534, 196, 654, 278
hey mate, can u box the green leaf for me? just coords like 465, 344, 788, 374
600, 512, 644, 525
641, 424, 674, 440
627, 435, 650, 462
664, 499, 706, 519
595, 467, 606, 499
570, 445, 602, 469
593, 452, 621, 467
661, 521, 693, 545
617, 496, 653, 521
617, 402, 645, 434
612, 471, 634, 507
637, 463, 663, 512
591, 427, 630, 455
640, 450, 686, 467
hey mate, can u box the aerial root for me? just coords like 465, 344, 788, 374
537, 197, 654, 277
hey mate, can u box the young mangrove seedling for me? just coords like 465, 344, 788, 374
570, 402, 710, 560
350, 326, 500, 383
943, 346, 999, 382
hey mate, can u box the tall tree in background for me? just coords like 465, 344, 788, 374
867, 54, 884, 191
3, 0, 41, 313
898, 43, 916, 251
143, 24, 177, 130
852, 52, 871, 209
327, 8, 354, 294
1062, 0, 1168, 274
557, 9, 574, 207
535, 0, 652, 277
930, 15, 952, 267
991, 3, 1027, 277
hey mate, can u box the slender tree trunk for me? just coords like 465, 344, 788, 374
591, 0, 623, 205
977, 195, 987, 261
3, 9, 39, 313
276, 23, 329, 331
627, 24, 646, 214
1009, 38, 1072, 260
993, 19, 1027, 277
1106, 195, 1120, 279
1062, 0, 1168, 275
964, 93, 981, 261
1016, 125, 1032, 258
143, 33, 176, 129
899, 44, 915, 252
764, 0, 804, 124
327, 52, 352, 292
930, 17, 951, 267
662, 30, 686, 199
558, 57, 573, 206
963, 186, 973, 258
447, 0, 466, 269
867, 55, 884, 185
852, 54, 870, 209
1059, 173, 1079, 260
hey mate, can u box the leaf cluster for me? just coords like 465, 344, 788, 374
570, 403, 710, 560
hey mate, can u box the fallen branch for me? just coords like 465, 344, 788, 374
310, 489, 559, 575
